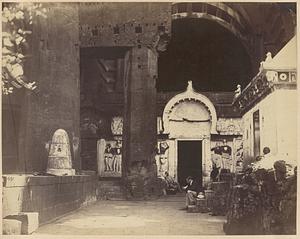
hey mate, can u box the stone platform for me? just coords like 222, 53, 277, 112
3, 174, 98, 226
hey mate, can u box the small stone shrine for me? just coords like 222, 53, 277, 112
47, 129, 75, 176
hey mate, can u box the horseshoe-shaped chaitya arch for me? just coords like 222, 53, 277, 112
162, 81, 218, 135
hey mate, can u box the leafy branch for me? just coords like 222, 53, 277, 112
2, 3, 47, 95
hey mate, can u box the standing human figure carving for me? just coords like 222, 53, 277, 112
113, 147, 122, 173
104, 143, 113, 171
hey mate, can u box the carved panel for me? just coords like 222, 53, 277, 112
155, 140, 170, 177
233, 73, 271, 114
97, 139, 122, 177
233, 69, 297, 114
233, 137, 243, 172
216, 118, 243, 135
111, 116, 123, 135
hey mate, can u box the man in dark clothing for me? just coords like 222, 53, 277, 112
182, 176, 201, 208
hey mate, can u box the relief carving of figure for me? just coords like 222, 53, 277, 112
159, 155, 168, 172
156, 141, 169, 174
104, 143, 114, 172
235, 142, 243, 169
113, 142, 122, 173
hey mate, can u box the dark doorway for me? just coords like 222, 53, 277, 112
177, 140, 202, 187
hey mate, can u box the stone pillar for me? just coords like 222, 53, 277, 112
123, 46, 158, 199
203, 137, 212, 186
167, 140, 176, 179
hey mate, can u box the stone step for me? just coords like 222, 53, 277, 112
97, 180, 125, 200
98, 179, 123, 186
187, 198, 210, 214
187, 205, 199, 213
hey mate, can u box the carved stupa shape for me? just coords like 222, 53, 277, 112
47, 129, 75, 176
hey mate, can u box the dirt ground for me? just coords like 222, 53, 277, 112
34, 194, 226, 236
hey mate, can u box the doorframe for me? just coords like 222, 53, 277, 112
175, 138, 204, 182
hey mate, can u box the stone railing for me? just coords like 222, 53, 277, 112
233, 69, 297, 114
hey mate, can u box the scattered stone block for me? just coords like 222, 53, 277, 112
204, 189, 215, 210
5, 212, 39, 234
196, 198, 209, 213
212, 195, 227, 216
211, 181, 230, 194
187, 205, 199, 213
2, 219, 22, 235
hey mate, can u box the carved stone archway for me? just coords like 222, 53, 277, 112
162, 81, 217, 136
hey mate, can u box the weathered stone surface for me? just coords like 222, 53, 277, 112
97, 180, 125, 200
123, 46, 159, 199
2, 175, 97, 224
211, 181, 230, 194
2, 219, 22, 235
5, 212, 39, 235
196, 198, 209, 213
79, 3, 171, 47
211, 181, 231, 216
204, 189, 215, 210
14, 3, 81, 173
187, 205, 199, 213
47, 129, 75, 176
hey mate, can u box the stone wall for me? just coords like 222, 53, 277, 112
242, 89, 297, 166
2, 174, 97, 224
79, 2, 171, 47
17, 3, 80, 173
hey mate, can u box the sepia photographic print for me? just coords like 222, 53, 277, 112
1, 1, 298, 237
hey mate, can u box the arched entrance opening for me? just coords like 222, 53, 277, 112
157, 17, 253, 92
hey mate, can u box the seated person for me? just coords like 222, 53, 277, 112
182, 176, 203, 209
164, 171, 181, 194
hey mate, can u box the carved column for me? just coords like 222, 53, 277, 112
123, 46, 158, 199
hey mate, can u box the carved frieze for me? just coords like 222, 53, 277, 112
233, 73, 271, 114
216, 118, 243, 135
233, 48, 297, 115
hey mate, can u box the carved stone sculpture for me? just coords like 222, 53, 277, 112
47, 129, 75, 176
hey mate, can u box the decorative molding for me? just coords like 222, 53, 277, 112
233, 69, 297, 114
163, 81, 217, 134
